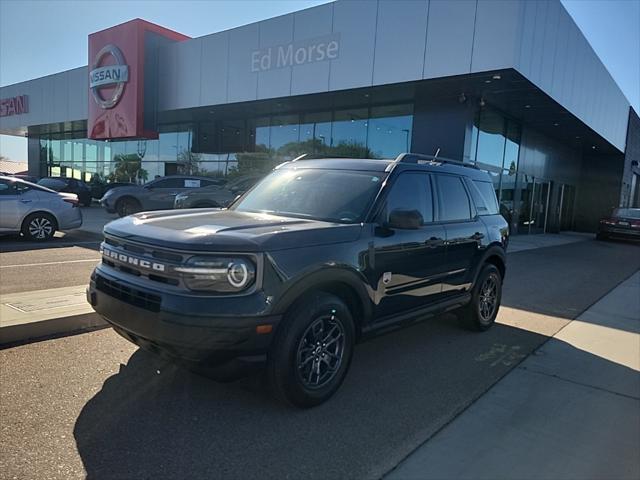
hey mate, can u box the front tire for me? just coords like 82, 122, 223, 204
116, 197, 142, 217
22, 212, 56, 241
596, 232, 608, 241
267, 292, 355, 408
459, 264, 502, 331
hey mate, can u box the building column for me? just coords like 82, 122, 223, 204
410, 93, 477, 161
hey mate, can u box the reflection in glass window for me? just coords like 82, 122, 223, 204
436, 175, 472, 221
253, 117, 270, 151
158, 131, 177, 163
367, 105, 413, 159
270, 115, 300, 154
500, 169, 517, 228
504, 121, 520, 175
476, 109, 506, 169
300, 112, 332, 153
385, 172, 433, 223
469, 122, 479, 163
332, 108, 369, 157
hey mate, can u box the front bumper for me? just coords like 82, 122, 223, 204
599, 225, 640, 239
100, 200, 116, 214
87, 268, 281, 365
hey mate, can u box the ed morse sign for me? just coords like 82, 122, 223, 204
87, 19, 188, 140
0, 95, 28, 117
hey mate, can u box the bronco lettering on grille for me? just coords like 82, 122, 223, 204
102, 247, 166, 272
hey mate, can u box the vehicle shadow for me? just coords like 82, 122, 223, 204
0, 230, 102, 253
72, 240, 640, 479
72, 310, 640, 480
73, 314, 553, 480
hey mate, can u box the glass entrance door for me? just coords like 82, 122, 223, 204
528, 179, 551, 234
559, 184, 576, 231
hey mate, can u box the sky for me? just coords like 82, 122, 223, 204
1, 0, 638, 162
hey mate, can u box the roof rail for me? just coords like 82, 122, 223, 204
392, 152, 479, 169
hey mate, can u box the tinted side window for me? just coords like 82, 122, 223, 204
384, 172, 433, 224
436, 175, 472, 221
0, 180, 16, 195
469, 180, 499, 215
151, 178, 183, 188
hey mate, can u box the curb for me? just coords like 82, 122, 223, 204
0, 312, 108, 349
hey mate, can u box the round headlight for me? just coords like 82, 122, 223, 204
175, 256, 256, 292
227, 260, 250, 288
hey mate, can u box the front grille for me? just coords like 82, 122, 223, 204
102, 234, 182, 286
96, 275, 162, 312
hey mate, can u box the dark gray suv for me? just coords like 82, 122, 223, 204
88, 154, 508, 407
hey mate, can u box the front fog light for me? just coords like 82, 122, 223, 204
175, 257, 256, 292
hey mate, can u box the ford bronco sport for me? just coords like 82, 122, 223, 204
88, 153, 508, 407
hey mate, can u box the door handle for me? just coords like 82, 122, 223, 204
20, 199, 32, 204
425, 236, 444, 247
471, 232, 485, 240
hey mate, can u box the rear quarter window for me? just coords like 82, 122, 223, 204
469, 180, 499, 215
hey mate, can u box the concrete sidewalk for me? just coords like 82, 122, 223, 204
387, 271, 640, 480
0, 286, 104, 346
79, 206, 117, 236
507, 231, 592, 253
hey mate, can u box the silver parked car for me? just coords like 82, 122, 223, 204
100, 175, 224, 217
0, 176, 83, 241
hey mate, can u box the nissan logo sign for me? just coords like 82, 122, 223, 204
90, 44, 129, 109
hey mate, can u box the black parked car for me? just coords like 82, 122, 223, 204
597, 207, 640, 241
88, 154, 508, 407
38, 177, 92, 207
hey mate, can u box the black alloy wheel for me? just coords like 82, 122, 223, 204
268, 292, 355, 408
460, 263, 502, 331
295, 314, 346, 389
116, 198, 142, 217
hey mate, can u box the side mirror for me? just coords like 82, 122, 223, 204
388, 209, 423, 230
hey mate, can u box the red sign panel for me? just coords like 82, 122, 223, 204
0, 95, 28, 117
88, 19, 188, 140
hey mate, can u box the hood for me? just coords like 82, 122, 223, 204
104, 209, 363, 252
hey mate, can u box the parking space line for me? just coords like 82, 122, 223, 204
0, 259, 100, 269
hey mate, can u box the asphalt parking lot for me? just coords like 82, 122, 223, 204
1, 237, 639, 480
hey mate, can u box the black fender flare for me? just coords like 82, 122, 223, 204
472, 244, 507, 287
270, 267, 374, 330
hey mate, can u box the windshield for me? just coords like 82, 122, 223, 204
232, 168, 385, 223
613, 208, 640, 219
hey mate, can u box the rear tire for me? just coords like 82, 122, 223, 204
116, 197, 142, 217
267, 292, 355, 408
596, 232, 608, 241
22, 212, 57, 241
459, 264, 502, 331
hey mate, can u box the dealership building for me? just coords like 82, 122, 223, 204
1, 0, 638, 233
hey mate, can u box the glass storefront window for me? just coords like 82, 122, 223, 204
300, 112, 332, 152
367, 105, 412, 159
253, 117, 270, 151
38, 103, 416, 190
270, 115, 300, 157
476, 109, 506, 169
504, 121, 520, 175
332, 108, 369, 157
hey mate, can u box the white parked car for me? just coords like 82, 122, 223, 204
0, 176, 83, 241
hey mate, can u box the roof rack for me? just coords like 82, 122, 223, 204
392, 152, 479, 169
